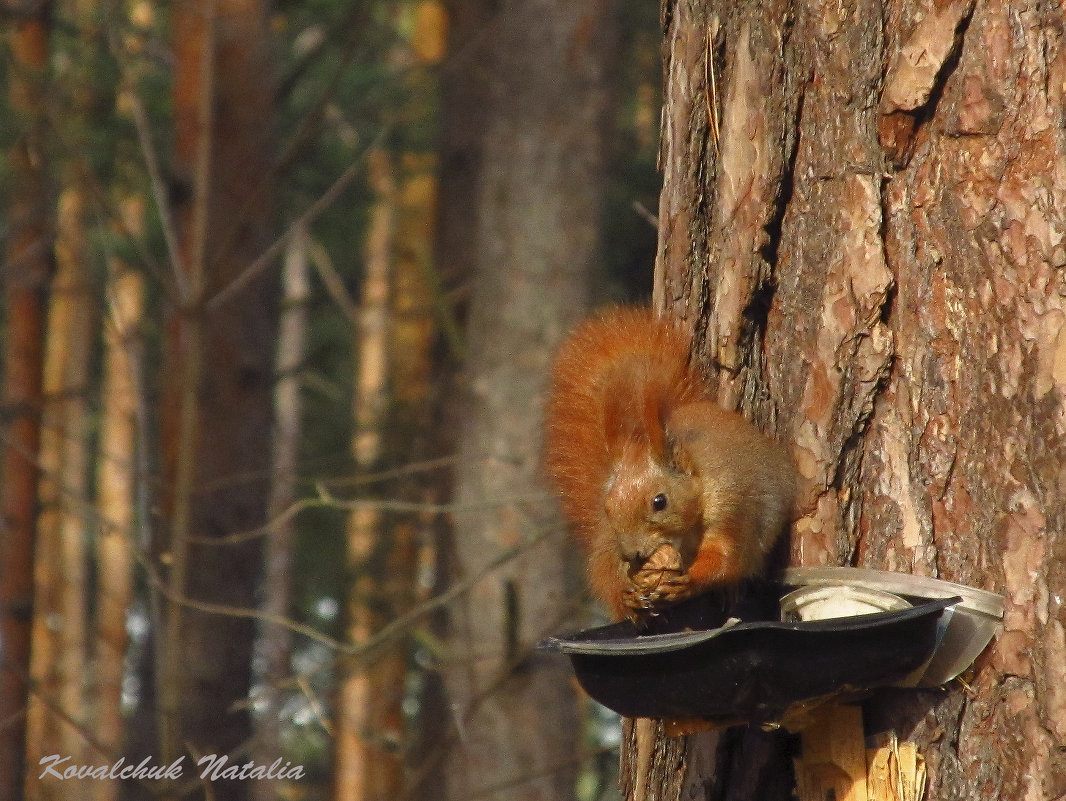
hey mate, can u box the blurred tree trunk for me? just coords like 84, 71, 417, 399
335, 10, 449, 798
434, 0, 493, 314
148, 1, 278, 797
406, 1, 492, 796
335, 147, 397, 801
373, 9, 451, 790
92, 226, 146, 801
442, 0, 617, 798
624, 0, 1066, 798
253, 221, 310, 801
334, 140, 443, 801
24, 0, 100, 787
0, 5, 53, 800
25, 186, 95, 801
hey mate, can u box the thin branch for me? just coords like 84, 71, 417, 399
6, 650, 268, 801
346, 521, 555, 660
322, 454, 457, 487
182, 483, 553, 547
308, 236, 360, 324
115, 447, 452, 498
204, 0, 376, 281
187, 0, 217, 300
134, 546, 346, 653
2, 656, 117, 765
632, 200, 660, 229
103, 5, 189, 302
205, 127, 388, 310
130, 515, 555, 663
52, 124, 171, 296
275, 0, 373, 102
294, 675, 333, 736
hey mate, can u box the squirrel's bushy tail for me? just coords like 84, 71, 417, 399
543, 307, 706, 547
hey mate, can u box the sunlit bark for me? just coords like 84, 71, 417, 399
335, 147, 396, 801
25, 187, 95, 801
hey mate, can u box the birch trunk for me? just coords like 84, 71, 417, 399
253, 221, 310, 801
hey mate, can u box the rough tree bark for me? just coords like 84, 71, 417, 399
443, 0, 617, 798
626, 0, 1066, 798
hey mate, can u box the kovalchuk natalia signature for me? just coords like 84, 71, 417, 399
39, 753, 306, 781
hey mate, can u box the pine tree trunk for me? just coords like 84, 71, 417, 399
409, 3, 493, 795
335, 147, 397, 801
0, 7, 53, 799
629, 0, 1066, 797
148, 3, 278, 797
25, 187, 95, 801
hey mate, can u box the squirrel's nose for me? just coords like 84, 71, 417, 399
618, 535, 656, 565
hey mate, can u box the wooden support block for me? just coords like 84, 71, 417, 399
866, 732, 927, 801
794, 703, 869, 801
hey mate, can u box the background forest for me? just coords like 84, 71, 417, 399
0, 1, 655, 800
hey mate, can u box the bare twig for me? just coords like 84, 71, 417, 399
322, 454, 457, 487
129, 514, 555, 665
205, 0, 375, 281
401, 591, 591, 801
183, 483, 553, 547
632, 200, 660, 229
308, 237, 360, 324
206, 128, 388, 310
102, 6, 188, 302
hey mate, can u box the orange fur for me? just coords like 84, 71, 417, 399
543, 308, 795, 619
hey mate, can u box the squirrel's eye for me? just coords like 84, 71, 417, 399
651, 493, 668, 512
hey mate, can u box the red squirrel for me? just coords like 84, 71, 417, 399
544, 307, 795, 619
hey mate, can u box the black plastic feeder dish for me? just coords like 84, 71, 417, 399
539, 568, 1003, 727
